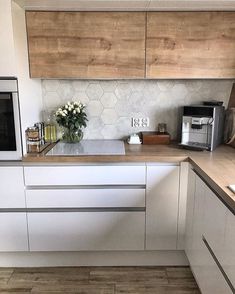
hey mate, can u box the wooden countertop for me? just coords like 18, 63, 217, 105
23, 143, 235, 214
23, 143, 190, 163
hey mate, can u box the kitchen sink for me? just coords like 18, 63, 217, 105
46, 140, 125, 156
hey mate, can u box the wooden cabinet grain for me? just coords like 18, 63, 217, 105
146, 12, 235, 79
26, 11, 146, 79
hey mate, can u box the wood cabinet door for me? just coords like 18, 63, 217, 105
26, 12, 146, 79
146, 12, 235, 79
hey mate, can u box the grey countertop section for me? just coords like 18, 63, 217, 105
46, 140, 125, 156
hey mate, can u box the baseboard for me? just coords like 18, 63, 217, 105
0, 250, 188, 267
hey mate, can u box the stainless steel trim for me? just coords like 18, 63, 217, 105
0, 79, 18, 92
0, 207, 146, 213
202, 235, 235, 293
26, 185, 146, 190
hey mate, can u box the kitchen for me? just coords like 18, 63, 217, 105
0, 0, 235, 293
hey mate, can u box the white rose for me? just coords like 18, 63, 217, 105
65, 105, 68, 109
76, 108, 80, 113
64, 110, 68, 114
62, 113, 66, 117
68, 107, 71, 111
73, 110, 76, 114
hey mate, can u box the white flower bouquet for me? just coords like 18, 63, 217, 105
55, 101, 88, 143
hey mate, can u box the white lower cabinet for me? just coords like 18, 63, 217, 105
190, 175, 206, 276
224, 209, 235, 287
0, 213, 28, 251
24, 165, 146, 186
26, 189, 145, 208
0, 166, 28, 252
27, 211, 145, 251
204, 186, 227, 268
146, 165, 179, 250
0, 166, 25, 208
185, 168, 234, 294
197, 237, 233, 294
185, 167, 196, 262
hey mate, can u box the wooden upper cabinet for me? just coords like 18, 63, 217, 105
146, 12, 235, 79
26, 11, 146, 79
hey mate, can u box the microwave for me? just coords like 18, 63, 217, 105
0, 78, 22, 160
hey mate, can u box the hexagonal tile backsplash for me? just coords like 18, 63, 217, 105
42, 79, 234, 140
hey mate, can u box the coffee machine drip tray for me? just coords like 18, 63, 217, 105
179, 142, 210, 151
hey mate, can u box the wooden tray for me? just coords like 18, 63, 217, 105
141, 132, 171, 145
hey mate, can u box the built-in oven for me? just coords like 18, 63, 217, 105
0, 78, 22, 160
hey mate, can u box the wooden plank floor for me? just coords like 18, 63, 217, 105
0, 266, 201, 293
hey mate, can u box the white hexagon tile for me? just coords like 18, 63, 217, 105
41, 79, 234, 140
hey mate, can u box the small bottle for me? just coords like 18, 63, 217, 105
43, 111, 57, 143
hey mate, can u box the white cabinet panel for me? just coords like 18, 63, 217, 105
0, 0, 16, 76
28, 212, 145, 251
204, 187, 227, 268
24, 166, 146, 186
146, 165, 179, 250
26, 189, 145, 208
0, 167, 25, 208
197, 238, 233, 294
0, 213, 28, 252
185, 167, 196, 262
224, 209, 235, 287
190, 175, 206, 276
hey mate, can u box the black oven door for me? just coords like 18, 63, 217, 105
0, 92, 17, 151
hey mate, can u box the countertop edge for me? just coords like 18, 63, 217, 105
189, 158, 235, 215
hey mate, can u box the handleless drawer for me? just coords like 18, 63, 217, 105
24, 165, 146, 186
28, 211, 145, 251
26, 189, 145, 208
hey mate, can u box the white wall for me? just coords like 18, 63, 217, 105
0, 0, 16, 76
11, 1, 43, 154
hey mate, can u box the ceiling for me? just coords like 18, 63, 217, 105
14, 0, 235, 11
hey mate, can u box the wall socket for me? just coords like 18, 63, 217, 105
132, 117, 150, 128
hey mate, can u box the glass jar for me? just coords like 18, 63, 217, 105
42, 111, 57, 143
62, 128, 83, 143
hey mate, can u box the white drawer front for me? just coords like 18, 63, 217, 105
26, 189, 145, 208
223, 209, 235, 288
24, 166, 146, 186
0, 167, 25, 208
195, 238, 233, 294
28, 212, 145, 251
0, 213, 28, 252
204, 187, 227, 268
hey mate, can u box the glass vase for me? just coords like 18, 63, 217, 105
62, 127, 83, 143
